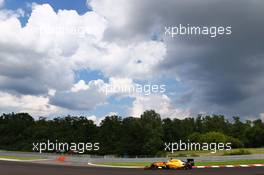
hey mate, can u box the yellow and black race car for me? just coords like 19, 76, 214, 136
145, 158, 194, 170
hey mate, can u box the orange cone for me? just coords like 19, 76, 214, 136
57, 156, 66, 162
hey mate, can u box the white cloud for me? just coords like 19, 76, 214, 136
71, 80, 89, 92
0, 3, 167, 117
71, 40, 166, 80
0, 3, 166, 92
129, 94, 191, 119
0, 0, 4, 8
0, 4, 107, 114
100, 77, 190, 119
89, 0, 131, 28
50, 79, 107, 111
87, 115, 97, 122
49, 77, 188, 120
0, 92, 60, 117
28, 4, 107, 43
260, 113, 264, 121
0, 4, 87, 95
107, 111, 118, 116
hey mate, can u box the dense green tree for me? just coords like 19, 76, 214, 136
97, 115, 123, 155
120, 117, 142, 156
139, 110, 163, 155
0, 113, 34, 150
244, 119, 264, 147
0, 112, 263, 155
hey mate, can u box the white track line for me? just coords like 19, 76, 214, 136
193, 164, 264, 169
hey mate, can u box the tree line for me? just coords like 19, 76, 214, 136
0, 110, 263, 156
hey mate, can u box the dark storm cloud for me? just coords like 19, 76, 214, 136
104, 0, 264, 118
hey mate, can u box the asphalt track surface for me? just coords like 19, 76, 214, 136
1, 160, 264, 175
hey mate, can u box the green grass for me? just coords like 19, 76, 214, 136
196, 159, 264, 166
167, 148, 264, 157
97, 159, 264, 167
223, 149, 251, 156
0, 156, 44, 160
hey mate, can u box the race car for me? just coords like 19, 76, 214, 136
145, 158, 194, 170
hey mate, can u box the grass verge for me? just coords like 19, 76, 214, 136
0, 156, 44, 161
167, 148, 264, 157
195, 159, 264, 166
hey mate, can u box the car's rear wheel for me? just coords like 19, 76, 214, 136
186, 164, 193, 169
150, 164, 161, 169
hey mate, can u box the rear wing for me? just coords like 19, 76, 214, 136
187, 159, 195, 166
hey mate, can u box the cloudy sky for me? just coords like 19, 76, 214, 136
0, 0, 263, 121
